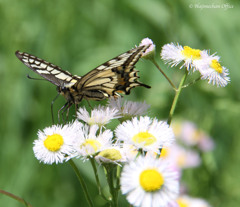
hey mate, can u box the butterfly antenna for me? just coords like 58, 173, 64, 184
27, 74, 47, 81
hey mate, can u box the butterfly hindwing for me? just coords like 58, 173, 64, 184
77, 45, 151, 98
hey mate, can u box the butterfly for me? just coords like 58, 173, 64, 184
15, 45, 151, 120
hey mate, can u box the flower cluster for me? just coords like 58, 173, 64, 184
31, 38, 223, 207
33, 98, 179, 207
160, 120, 215, 172
159, 120, 215, 207
160, 43, 230, 87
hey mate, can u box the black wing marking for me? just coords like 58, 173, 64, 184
77, 45, 151, 97
15, 51, 80, 87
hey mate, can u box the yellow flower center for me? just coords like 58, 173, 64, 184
44, 134, 64, 152
210, 59, 223, 73
88, 117, 96, 126
192, 130, 201, 142
160, 147, 169, 158
98, 149, 122, 161
182, 46, 201, 60
132, 131, 157, 146
172, 123, 182, 137
177, 198, 189, 207
177, 154, 186, 167
139, 169, 164, 192
81, 139, 102, 153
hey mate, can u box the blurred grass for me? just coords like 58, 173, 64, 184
0, 0, 240, 206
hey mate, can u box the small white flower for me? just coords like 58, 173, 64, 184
161, 43, 207, 71
121, 156, 179, 207
115, 116, 174, 153
77, 106, 121, 127
72, 124, 113, 158
166, 201, 179, 207
139, 37, 156, 59
194, 53, 230, 87
165, 144, 201, 170
108, 97, 150, 118
173, 121, 215, 152
176, 195, 212, 207
33, 123, 77, 164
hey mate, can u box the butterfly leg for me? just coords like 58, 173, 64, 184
51, 93, 60, 124
58, 102, 71, 123
75, 104, 79, 117
65, 103, 73, 122
86, 100, 93, 110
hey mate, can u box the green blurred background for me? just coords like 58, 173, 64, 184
0, 0, 239, 206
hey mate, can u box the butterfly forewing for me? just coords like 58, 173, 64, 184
15, 51, 80, 87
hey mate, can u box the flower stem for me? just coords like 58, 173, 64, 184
105, 165, 118, 207
167, 71, 188, 125
0, 189, 32, 207
115, 165, 121, 203
116, 165, 121, 189
151, 58, 177, 90
69, 159, 94, 207
90, 158, 108, 201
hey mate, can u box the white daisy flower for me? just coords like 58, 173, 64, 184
161, 43, 206, 71
73, 124, 113, 158
77, 106, 121, 127
139, 37, 156, 59
115, 116, 175, 153
176, 195, 212, 207
173, 121, 215, 152
108, 97, 150, 118
33, 123, 77, 164
121, 156, 179, 207
165, 144, 201, 170
194, 53, 230, 87
166, 201, 179, 207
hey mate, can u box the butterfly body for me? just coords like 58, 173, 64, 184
15, 45, 151, 107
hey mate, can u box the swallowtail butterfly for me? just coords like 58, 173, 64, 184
15, 45, 151, 117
